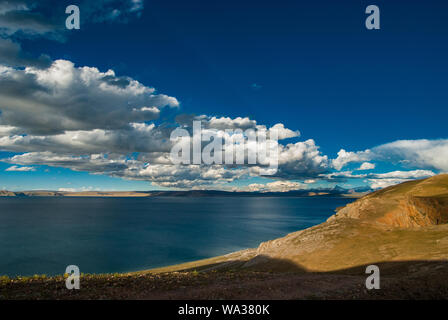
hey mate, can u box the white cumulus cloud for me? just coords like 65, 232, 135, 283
332, 139, 448, 172
247, 180, 306, 193
0, 60, 179, 134
358, 162, 375, 170
5, 165, 35, 172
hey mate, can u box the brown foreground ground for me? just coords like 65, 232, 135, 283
1, 260, 448, 299
1, 175, 448, 299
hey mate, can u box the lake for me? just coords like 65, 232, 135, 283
0, 196, 353, 276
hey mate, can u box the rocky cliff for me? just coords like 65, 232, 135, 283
329, 174, 448, 227
239, 175, 448, 273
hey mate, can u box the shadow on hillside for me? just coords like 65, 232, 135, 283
3, 257, 448, 300
176, 255, 448, 277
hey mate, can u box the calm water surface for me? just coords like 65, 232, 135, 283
0, 197, 353, 276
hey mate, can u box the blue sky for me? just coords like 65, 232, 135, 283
0, 0, 447, 192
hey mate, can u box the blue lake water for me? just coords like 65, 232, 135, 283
0, 197, 353, 276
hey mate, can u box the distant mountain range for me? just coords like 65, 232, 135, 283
0, 186, 370, 198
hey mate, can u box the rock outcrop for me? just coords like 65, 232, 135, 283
239, 174, 448, 272
328, 174, 448, 228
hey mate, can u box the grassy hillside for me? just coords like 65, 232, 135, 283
332, 174, 448, 227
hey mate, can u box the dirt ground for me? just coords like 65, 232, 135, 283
2, 261, 448, 300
